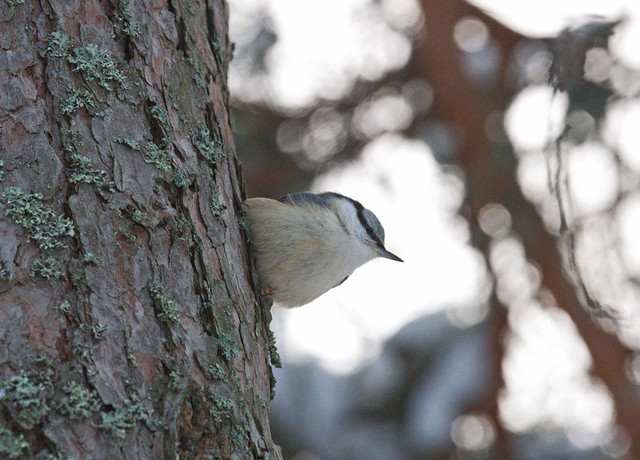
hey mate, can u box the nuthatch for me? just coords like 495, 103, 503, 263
243, 192, 403, 307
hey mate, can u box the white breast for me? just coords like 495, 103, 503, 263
244, 197, 376, 307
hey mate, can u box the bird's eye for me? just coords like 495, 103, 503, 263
364, 225, 377, 242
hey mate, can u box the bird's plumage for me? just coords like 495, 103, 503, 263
243, 192, 401, 307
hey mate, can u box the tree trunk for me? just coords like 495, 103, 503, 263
0, 0, 281, 458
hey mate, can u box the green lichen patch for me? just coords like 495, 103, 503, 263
143, 142, 172, 173
65, 130, 114, 192
115, 226, 136, 243
99, 394, 151, 438
129, 208, 152, 227
0, 159, 5, 182
92, 321, 107, 341
231, 427, 249, 449
35, 354, 55, 368
170, 216, 188, 243
207, 364, 227, 382
71, 332, 93, 362
149, 105, 167, 124
58, 381, 100, 420
30, 255, 63, 280
0, 261, 13, 281
67, 44, 127, 91
81, 252, 99, 265
209, 393, 235, 424
216, 332, 238, 363
148, 281, 181, 325
190, 126, 226, 165
115, 138, 172, 174
237, 216, 249, 240
45, 31, 71, 58
66, 151, 116, 193
46, 32, 126, 92
60, 88, 96, 116
56, 300, 71, 314
114, 137, 142, 152
185, 56, 207, 89
168, 371, 182, 391
192, 73, 206, 89
2, 183, 73, 281
0, 371, 51, 425
2, 187, 74, 252
210, 192, 227, 217
117, 0, 141, 37
0, 426, 28, 459
201, 300, 214, 310
172, 169, 192, 189
268, 330, 282, 368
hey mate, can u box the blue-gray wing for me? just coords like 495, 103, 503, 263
279, 192, 337, 210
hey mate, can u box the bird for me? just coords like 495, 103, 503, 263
243, 191, 403, 307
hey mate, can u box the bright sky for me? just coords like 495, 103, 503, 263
469, 0, 640, 38
229, 0, 640, 447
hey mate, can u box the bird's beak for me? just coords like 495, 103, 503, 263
378, 246, 403, 262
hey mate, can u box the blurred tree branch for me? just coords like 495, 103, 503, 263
417, 0, 640, 456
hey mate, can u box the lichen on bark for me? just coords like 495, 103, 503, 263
0, 0, 281, 457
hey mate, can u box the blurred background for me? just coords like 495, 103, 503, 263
228, 0, 640, 458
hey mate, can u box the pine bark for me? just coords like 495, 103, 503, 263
0, 0, 281, 458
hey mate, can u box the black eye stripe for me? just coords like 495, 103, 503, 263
284, 191, 385, 246
355, 206, 383, 246
336, 194, 384, 246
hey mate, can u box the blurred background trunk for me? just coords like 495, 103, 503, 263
228, 0, 640, 458
0, 1, 281, 458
